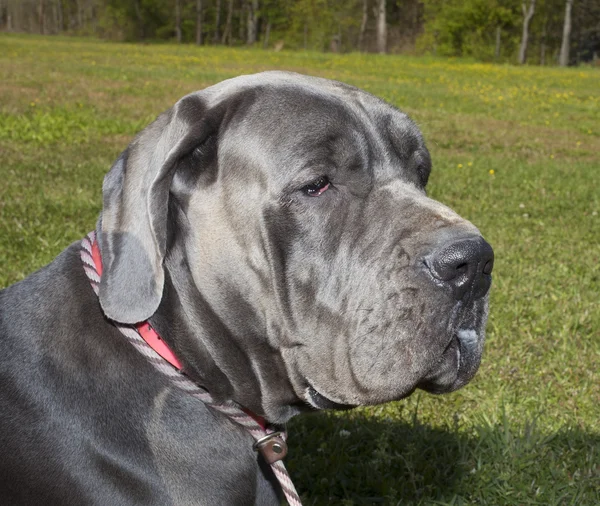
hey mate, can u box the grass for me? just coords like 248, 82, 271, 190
1, 34, 598, 504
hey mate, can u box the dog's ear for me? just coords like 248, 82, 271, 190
98, 94, 220, 323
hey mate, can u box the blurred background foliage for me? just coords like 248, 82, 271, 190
1, 0, 599, 64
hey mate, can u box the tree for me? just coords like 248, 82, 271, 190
376, 0, 386, 53
559, 0, 573, 65
247, 0, 259, 44
495, 25, 501, 59
419, 0, 520, 61
2, 0, 593, 65
260, 0, 293, 49
519, 0, 536, 63
56, 0, 64, 33
213, 0, 222, 42
540, 14, 548, 64
490, 0, 516, 61
572, 0, 600, 63
196, 0, 203, 44
222, 0, 234, 44
263, 16, 271, 48
358, 0, 368, 50
175, 0, 182, 42
38, 0, 46, 34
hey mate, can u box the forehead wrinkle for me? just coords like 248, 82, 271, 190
336, 94, 413, 180
227, 89, 365, 180
204, 73, 423, 193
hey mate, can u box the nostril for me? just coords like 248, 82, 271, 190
456, 262, 468, 275
483, 259, 494, 275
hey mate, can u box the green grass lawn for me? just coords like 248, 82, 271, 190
1, 34, 598, 505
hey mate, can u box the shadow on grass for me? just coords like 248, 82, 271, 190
286, 409, 599, 505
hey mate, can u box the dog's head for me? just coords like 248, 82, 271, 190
98, 72, 493, 421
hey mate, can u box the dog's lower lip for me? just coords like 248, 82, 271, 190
456, 329, 478, 348
305, 383, 356, 410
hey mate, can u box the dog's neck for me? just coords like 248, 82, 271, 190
95, 207, 303, 424
145, 239, 302, 425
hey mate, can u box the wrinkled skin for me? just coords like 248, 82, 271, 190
0, 72, 492, 504
137, 73, 491, 422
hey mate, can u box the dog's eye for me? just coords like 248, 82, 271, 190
302, 176, 330, 196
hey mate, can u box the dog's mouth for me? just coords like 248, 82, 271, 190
417, 326, 484, 394
292, 297, 488, 409
304, 382, 357, 411
415, 293, 488, 394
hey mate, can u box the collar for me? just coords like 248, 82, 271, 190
80, 232, 302, 506
90, 237, 269, 431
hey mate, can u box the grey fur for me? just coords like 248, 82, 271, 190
0, 71, 492, 504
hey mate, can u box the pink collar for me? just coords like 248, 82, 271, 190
90, 237, 267, 430
81, 232, 301, 504
91, 238, 184, 370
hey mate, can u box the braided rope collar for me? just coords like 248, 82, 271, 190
80, 231, 302, 506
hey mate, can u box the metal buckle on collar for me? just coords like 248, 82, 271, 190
253, 432, 288, 464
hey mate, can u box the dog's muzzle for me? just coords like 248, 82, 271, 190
416, 233, 493, 394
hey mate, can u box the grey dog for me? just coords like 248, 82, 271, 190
0, 72, 493, 505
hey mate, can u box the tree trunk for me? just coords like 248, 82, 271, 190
88, 0, 96, 34
303, 21, 308, 50
77, 0, 85, 31
52, 0, 58, 33
77, 0, 84, 31
29, 2, 35, 32
358, 0, 368, 51
196, 0, 203, 44
376, 0, 386, 54
263, 18, 271, 49
134, 0, 145, 39
175, 0, 182, 43
213, 0, 221, 43
222, 0, 233, 45
56, 0, 63, 32
15, 0, 23, 31
559, 0, 573, 66
518, 0, 535, 64
6, 2, 12, 31
246, 0, 258, 45
239, 3, 245, 41
495, 25, 501, 60
12, 0, 23, 32
540, 18, 547, 65
38, 0, 45, 34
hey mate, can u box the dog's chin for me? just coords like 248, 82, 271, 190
304, 383, 358, 411
417, 328, 484, 394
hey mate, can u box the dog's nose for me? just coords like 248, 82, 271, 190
426, 236, 494, 300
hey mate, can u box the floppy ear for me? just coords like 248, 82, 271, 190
98, 94, 216, 323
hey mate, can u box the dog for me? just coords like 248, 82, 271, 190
0, 71, 493, 504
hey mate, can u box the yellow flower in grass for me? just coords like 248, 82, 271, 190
489, 169, 495, 175
457, 163, 463, 168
